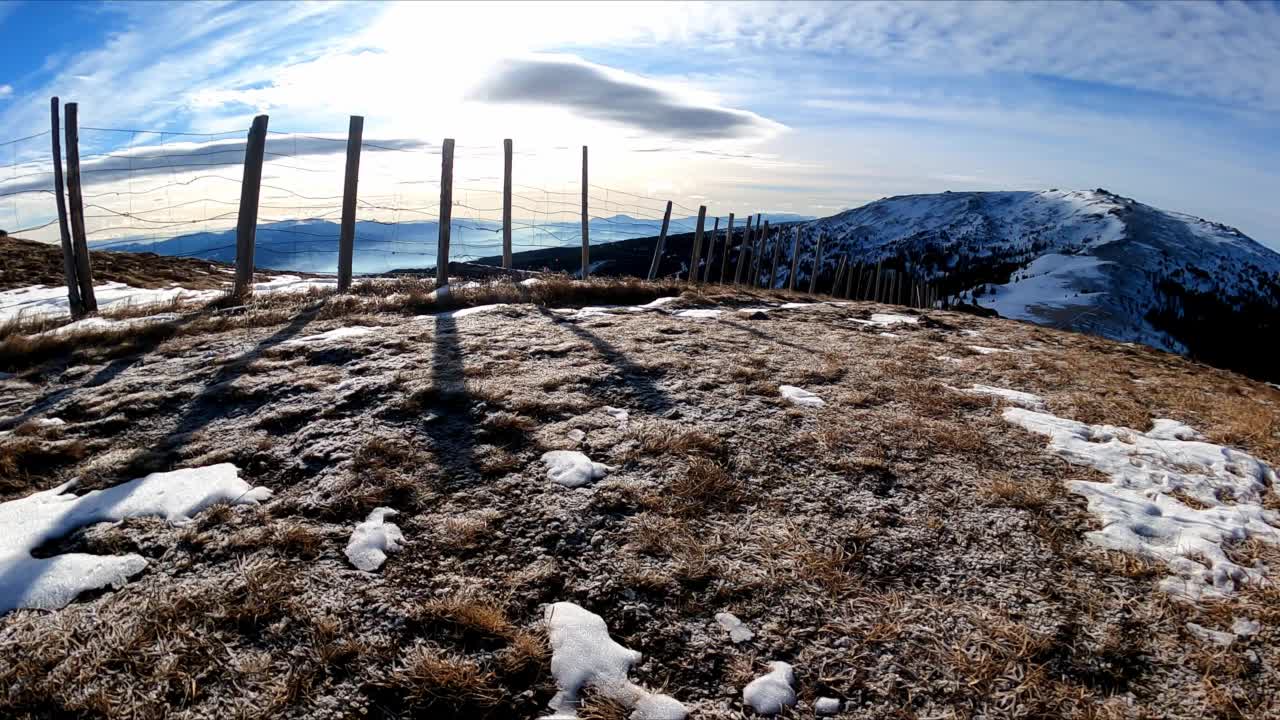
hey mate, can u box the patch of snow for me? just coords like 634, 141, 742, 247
31, 417, 66, 428
1186, 622, 1234, 647
816, 697, 841, 715
742, 662, 796, 715
543, 601, 687, 720
0, 282, 221, 322
602, 406, 630, 423
637, 296, 680, 309
426, 284, 451, 301
673, 308, 722, 319
252, 275, 337, 296
968, 345, 1005, 355
520, 277, 543, 287
541, 451, 610, 488
961, 329, 982, 337
877, 332, 899, 338
0, 464, 271, 614
286, 326, 378, 345
715, 612, 754, 643
936, 355, 963, 363
779, 385, 825, 408
778, 302, 816, 309
1003, 408, 1279, 601
444, 303, 508, 319
852, 312, 920, 327
983, 253, 1111, 325
31, 312, 184, 338
567, 429, 586, 443
1231, 617, 1260, 638
966, 385, 1046, 410
344, 508, 404, 571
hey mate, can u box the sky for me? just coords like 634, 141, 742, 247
1, 0, 1278, 251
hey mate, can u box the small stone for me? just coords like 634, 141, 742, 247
567, 428, 586, 442
1232, 617, 1261, 638
816, 697, 841, 715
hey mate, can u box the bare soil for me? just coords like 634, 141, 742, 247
1, 279, 1277, 719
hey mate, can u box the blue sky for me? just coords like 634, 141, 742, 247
1, 0, 1278, 249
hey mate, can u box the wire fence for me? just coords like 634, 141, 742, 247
0, 119, 738, 278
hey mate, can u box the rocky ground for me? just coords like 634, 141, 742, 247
1, 275, 1278, 719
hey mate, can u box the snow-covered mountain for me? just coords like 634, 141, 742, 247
791, 189, 1280, 380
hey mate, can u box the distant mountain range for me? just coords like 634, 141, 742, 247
94, 212, 815, 275
790, 189, 1280, 380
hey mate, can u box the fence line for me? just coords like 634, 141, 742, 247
3, 99, 943, 313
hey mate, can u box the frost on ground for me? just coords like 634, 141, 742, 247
779, 385, 825, 407
344, 507, 404, 571
742, 661, 796, 715
0, 464, 270, 613
541, 450, 610, 488
544, 602, 687, 719
2, 279, 1279, 719
1004, 405, 1279, 600
852, 312, 920, 328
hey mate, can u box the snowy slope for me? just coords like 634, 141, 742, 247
785, 189, 1280, 378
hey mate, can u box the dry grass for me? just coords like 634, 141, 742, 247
387, 645, 503, 712
667, 457, 745, 513
0, 436, 88, 497
414, 594, 516, 644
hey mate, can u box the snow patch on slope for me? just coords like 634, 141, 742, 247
0, 464, 271, 614
742, 661, 797, 714
543, 602, 687, 719
541, 451, 610, 488
345, 507, 404, 571
1004, 407, 1279, 601
779, 385, 825, 407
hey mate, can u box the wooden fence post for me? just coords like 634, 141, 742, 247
337, 115, 363, 292
63, 102, 97, 312
233, 114, 268, 296
788, 228, 801, 291
49, 97, 82, 318
719, 213, 734, 283
503, 139, 513, 270
734, 215, 752, 285
647, 200, 672, 280
580, 145, 589, 279
689, 206, 706, 282
808, 232, 824, 294
747, 216, 759, 287
768, 225, 781, 289
703, 216, 720, 283
436, 138, 455, 286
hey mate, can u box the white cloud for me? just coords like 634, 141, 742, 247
0, 85, 12, 100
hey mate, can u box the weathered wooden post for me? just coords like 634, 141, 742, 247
720, 213, 734, 283
580, 145, 589, 279
734, 215, 753, 285
788, 228, 801, 292
647, 200, 673, 280
808, 232, 824, 295
233, 114, 268, 296
689, 206, 706, 282
49, 97, 82, 317
63, 102, 97, 312
747, 211, 757, 284
337, 115, 363, 292
703, 216, 720, 283
436, 138, 455, 286
503, 138, 513, 270
833, 256, 847, 298
768, 225, 781, 289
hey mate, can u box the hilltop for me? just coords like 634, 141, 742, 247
0, 245, 1277, 718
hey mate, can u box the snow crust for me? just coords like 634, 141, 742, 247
742, 661, 797, 714
0, 463, 271, 613
344, 507, 404, 571
779, 385, 825, 408
443, 303, 508, 319
603, 406, 630, 423
816, 697, 841, 715
1004, 406, 1279, 600
33, 312, 184, 338
543, 602, 687, 719
541, 451, 610, 488
672, 308, 722, 319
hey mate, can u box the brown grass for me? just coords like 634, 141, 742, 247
667, 457, 745, 513
0, 437, 88, 497
388, 645, 502, 711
